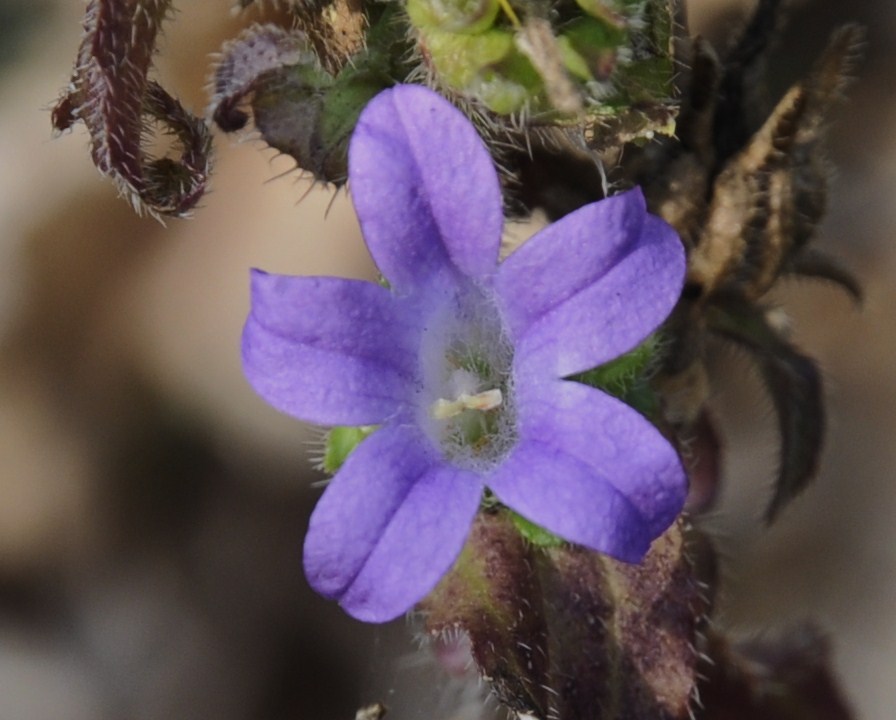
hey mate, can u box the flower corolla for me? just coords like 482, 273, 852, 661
242, 84, 687, 622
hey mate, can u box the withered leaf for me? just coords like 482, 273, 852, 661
708, 301, 824, 523
785, 247, 863, 303
712, 0, 787, 167
674, 36, 721, 167
688, 24, 863, 301
51, 0, 211, 218
422, 512, 705, 720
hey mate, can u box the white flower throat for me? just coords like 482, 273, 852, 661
419, 287, 516, 470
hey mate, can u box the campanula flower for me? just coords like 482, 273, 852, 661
242, 84, 687, 622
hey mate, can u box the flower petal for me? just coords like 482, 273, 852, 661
495, 188, 685, 378
242, 270, 419, 426
349, 85, 503, 293
304, 424, 482, 622
487, 380, 686, 561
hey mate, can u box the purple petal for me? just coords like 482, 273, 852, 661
349, 85, 503, 293
495, 188, 685, 378
487, 380, 686, 560
242, 270, 420, 426
304, 424, 482, 622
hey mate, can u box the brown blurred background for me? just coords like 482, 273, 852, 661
0, 0, 893, 718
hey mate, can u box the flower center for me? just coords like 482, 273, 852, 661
419, 286, 515, 470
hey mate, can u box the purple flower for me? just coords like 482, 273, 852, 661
242, 85, 687, 622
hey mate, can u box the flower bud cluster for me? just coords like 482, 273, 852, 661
408, 0, 677, 143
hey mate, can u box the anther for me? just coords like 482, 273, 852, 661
430, 389, 503, 420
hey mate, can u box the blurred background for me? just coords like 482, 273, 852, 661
0, 0, 893, 718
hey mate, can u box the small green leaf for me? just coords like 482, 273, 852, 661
560, 16, 626, 82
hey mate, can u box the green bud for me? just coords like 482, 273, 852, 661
408, 0, 678, 146
211, 7, 412, 185
478, 45, 543, 114
559, 17, 626, 82
407, 0, 500, 35
424, 29, 540, 114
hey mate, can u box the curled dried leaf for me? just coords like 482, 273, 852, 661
51, 0, 211, 218
688, 24, 864, 301
785, 247, 863, 303
711, 0, 788, 166
645, 15, 862, 524
681, 408, 722, 514
708, 300, 824, 523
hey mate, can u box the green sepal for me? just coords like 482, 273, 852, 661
509, 510, 565, 547
322, 426, 377, 474
571, 335, 661, 416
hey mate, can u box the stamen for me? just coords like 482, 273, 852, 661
430, 389, 503, 420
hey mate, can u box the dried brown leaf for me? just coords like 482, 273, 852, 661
689, 25, 864, 300
708, 301, 824, 523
